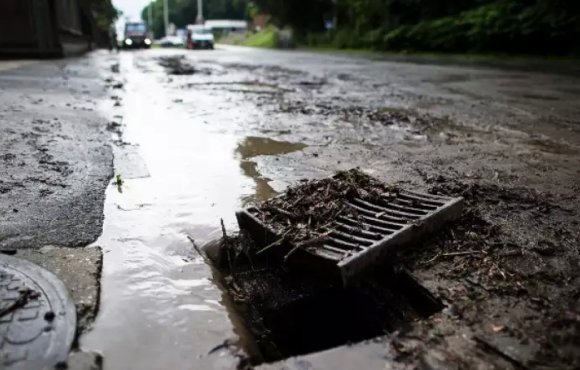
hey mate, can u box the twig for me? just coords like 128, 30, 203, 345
420, 253, 441, 265
442, 250, 482, 257
0, 289, 39, 319
283, 230, 334, 262
187, 236, 210, 264
220, 218, 228, 239
266, 206, 297, 220
420, 250, 482, 265
500, 249, 522, 257
257, 230, 291, 254
208, 339, 236, 355
291, 195, 305, 207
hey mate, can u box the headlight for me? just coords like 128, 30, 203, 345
144, 39, 151, 45
125, 39, 133, 45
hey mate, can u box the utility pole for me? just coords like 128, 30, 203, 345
196, 0, 203, 24
148, 2, 153, 39
332, 0, 337, 29
163, 0, 169, 36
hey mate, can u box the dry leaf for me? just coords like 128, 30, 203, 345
492, 324, 504, 332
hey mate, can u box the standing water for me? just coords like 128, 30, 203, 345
81, 52, 306, 369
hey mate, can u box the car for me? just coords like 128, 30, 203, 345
187, 26, 214, 50
123, 22, 151, 49
157, 36, 185, 48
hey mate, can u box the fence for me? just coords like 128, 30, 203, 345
0, 0, 87, 56
55, 0, 83, 35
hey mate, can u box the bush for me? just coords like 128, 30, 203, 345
300, 1, 580, 55
383, 1, 580, 54
362, 28, 388, 50
332, 29, 361, 49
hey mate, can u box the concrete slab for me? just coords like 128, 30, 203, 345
16, 246, 103, 334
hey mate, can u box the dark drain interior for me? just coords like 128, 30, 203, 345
216, 235, 444, 365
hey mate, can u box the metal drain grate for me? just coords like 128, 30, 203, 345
237, 181, 464, 286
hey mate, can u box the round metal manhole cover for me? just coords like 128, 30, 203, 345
0, 254, 76, 370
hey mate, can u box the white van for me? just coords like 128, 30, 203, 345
186, 25, 214, 49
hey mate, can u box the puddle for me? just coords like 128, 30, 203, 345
236, 137, 307, 205
81, 53, 297, 370
236, 136, 307, 159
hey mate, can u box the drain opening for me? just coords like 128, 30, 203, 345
215, 236, 443, 365
212, 171, 459, 364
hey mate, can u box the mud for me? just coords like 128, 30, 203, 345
214, 238, 443, 366
157, 55, 218, 75
70, 46, 580, 370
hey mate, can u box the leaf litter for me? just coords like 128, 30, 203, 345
250, 168, 403, 252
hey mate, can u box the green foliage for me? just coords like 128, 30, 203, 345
242, 28, 278, 47
220, 29, 279, 48
79, 0, 119, 31
290, 0, 580, 55
143, 0, 580, 54
382, 2, 580, 54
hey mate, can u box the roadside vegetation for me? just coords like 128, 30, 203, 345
251, 0, 580, 55
219, 28, 278, 48
139, 0, 579, 55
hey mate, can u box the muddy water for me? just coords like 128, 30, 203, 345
237, 137, 307, 206
81, 52, 306, 369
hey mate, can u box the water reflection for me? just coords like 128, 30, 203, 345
236, 136, 307, 205
83, 53, 308, 370
82, 52, 251, 370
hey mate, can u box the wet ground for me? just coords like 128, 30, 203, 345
2, 46, 580, 369
82, 46, 580, 369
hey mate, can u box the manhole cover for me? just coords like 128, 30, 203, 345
237, 170, 464, 286
0, 254, 76, 370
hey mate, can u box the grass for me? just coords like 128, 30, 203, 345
242, 29, 277, 48
218, 33, 247, 46
219, 29, 278, 49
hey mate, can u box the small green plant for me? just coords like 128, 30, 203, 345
114, 174, 124, 193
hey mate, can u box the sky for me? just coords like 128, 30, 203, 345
112, 0, 151, 22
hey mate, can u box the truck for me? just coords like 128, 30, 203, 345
123, 22, 151, 49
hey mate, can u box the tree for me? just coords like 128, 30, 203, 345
79, 0, 119, 30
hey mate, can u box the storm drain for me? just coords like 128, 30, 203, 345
0, 254, 76, 370
237, 171, 464, 285
218, 250, 444, 364
214, 170, 461, 364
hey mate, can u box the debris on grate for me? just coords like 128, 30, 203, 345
236, 169, 464, 286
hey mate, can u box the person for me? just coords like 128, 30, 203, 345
109, 24, 118, 51
186, 29, 193, 49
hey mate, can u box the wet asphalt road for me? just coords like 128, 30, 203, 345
2, 46, 580, 369
0, 57, 113, 250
